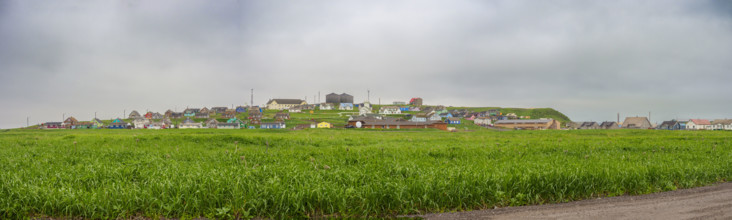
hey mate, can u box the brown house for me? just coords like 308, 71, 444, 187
211, 107, 228, 114
579, 122, 600, 129
274, 112, 290, 121
248, 111, 262, 125
599, 121, 620, 129
165, 110, 174, 118
221, 109, 237, 119
621, 117, 652, 129
494, 119, 561, 130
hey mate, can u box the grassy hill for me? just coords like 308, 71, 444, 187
445, 107, 571, 123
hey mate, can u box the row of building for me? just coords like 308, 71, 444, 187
568, 117, 732, 130
40, 114, 337, 130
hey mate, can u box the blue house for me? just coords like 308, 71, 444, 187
439, 113, 453, 119
399, 106, 410, 111
339, 103, 354, 110
675, 121, 687, 130
108, 118, 127, 129
658, 120, 686, 130
183, 108, 198, 117
235, 106, 248, 113
261, 122, 286, 129
445, 117, 461, 124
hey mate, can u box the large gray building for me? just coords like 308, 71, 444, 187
325, 93, 353, 104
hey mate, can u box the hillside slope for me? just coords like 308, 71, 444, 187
446, 107, 571, 124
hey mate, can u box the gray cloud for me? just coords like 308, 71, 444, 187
1, 0, 731, 128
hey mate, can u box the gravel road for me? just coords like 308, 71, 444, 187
418, 182, 732, 220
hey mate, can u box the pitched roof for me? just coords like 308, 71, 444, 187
622, 117, 652, 128
712, 119, 732, 125
689, 119, 711, 125
267, 99, 305, 105
659, 121, 677, 127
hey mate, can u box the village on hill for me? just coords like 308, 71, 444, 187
35, 93, 731, 131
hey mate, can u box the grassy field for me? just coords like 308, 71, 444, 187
0, 129, 730, 219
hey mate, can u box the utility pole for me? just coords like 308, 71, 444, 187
27, 117, 29, 128
367, 89, 370, 102
250, 89, 254, 106
95, 112, 97, 119
318, 91, 320, 103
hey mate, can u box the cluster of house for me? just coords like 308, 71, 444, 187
568, 117, 732, 130
345, 102, 561, 131
36, 92, 569, 131
38, 105, 336, 130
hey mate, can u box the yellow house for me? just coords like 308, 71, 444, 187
317, 122, 333, 128
266, 99, 307, 110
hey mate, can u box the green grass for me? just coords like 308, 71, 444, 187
1, 129, 730, 219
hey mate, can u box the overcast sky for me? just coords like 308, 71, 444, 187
1, 0, 731, 128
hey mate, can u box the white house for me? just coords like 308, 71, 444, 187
379, 106, 402, 115
409, 112, 441, 122
359, 102, 372, 115
686, 119, 712, 130
266, 99, 307, 110
319, 103, 334, 110
339, 103, 354, 110
289, 105, 303, 113
147, 121, 168, 129
711, 119, 732, 130
133, 118, 150, 129
179, 118, 203, 129
474, 117, 493, 126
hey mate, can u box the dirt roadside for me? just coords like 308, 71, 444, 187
417, 182, 732, 220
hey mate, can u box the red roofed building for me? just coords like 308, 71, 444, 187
409, 97, 423, 106
687, 119, 712, 130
